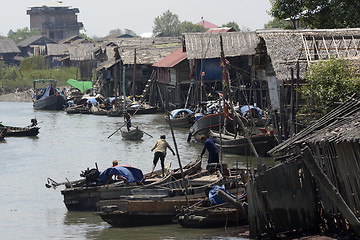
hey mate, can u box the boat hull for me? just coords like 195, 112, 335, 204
209, 131, 278, 157
121, 128, 143, 140
33, 94, 66, 110
3, 126, 39, 136
97, 197, 202, 226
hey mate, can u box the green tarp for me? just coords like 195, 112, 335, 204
66, 79, 93, 93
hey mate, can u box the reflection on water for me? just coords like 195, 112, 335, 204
64, 211, 249, 240
0, 102, 274, 240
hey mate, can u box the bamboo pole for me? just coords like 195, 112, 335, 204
219, 36, 262, 169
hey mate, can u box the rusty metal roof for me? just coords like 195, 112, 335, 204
152, 47, 187, 68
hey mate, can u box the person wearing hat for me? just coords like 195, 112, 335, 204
150, 134, 175, 177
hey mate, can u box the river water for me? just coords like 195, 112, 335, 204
0, 102, 270, 240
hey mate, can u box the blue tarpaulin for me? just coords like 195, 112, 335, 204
240, 105, 262, 119
38, 85, 64, 100
99, 165, 145, 185
208, 185, 236, 205
169, 109, 194, 119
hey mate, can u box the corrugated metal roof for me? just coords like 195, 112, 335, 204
0, 39, 20, 54
184, 31, 259, 59
152, 47, 187, 67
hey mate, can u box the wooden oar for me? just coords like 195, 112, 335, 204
108, 123, 126, 138
133, 126, 153, 138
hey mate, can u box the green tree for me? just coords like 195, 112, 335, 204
269, 0, 360, 29
264, 18, 292, 29
109, 28, 123, 36
222, 21, 240, 31
20, 55, 46, 71
7, 27, 40, 44
153, 10, 181, 37
179, 21, 205, 34
299, 58, 360, 122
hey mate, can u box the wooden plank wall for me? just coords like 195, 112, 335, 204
310, 142, 360, 226
247, 158, 319, 237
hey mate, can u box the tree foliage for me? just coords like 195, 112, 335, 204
109, 28, 123, 36
153, 10, 181, 37
7, 27, 40, 44
299, 58, 360, 121
179, 21, 205, 34
222, 21, 240, 31
264, 18, 292, 29
269, 0, 360, 29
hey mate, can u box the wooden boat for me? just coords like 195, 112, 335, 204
126, 103, 158, 115
177, 203, 247, 228
2, 126, 39, 137
187, 112, 226, 142
96, 195, 203, 226
165, 109, 195, 128
177, 187, 248, 228
0, 119, 39, 137
121, 127, 143, 140
142, 171, 224, 197
32, 79, 66, 110
56, 159, 202, 211
209, 130, 278, 157
95, 174, 243, 227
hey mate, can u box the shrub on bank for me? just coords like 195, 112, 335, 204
0, 59, 77, 93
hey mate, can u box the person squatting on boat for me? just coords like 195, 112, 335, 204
150, 134, 175, 177
123, 111, 132, 131
199, 135, 219, 171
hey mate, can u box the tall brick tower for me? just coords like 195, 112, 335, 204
27, 0, 84, 42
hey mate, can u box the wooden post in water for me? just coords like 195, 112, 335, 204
167, 112, 190, 206
132, 48, 136, 100
219, 35, 262, 170
302, 147, 360, 237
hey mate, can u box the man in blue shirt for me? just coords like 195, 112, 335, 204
199, 135, 219, 168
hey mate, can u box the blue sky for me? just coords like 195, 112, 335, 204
1, 0, 273, 38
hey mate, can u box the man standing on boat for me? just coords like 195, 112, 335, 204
150, 134, 175, 177
123, 111, 132, 131
199, 135, 219, 170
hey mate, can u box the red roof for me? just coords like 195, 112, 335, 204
196, 20, 219, 29
206, 27, 235, 33
152, 47, 187, 68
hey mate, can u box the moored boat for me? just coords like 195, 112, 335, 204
48, 158, 202, 211
32, 79, 66, 110
165, 109, 195, 128
209, 130, 278, 157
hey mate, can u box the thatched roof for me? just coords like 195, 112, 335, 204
17, 35, 55, 48
256, 28, 360, 82
46, 43, 98, 60
183, 31, 259, 59
96, 37, 182, 65
269, 97, 360, 155
0, 39, 20, 54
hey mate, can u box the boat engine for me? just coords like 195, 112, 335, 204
80, 168, 100, 185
